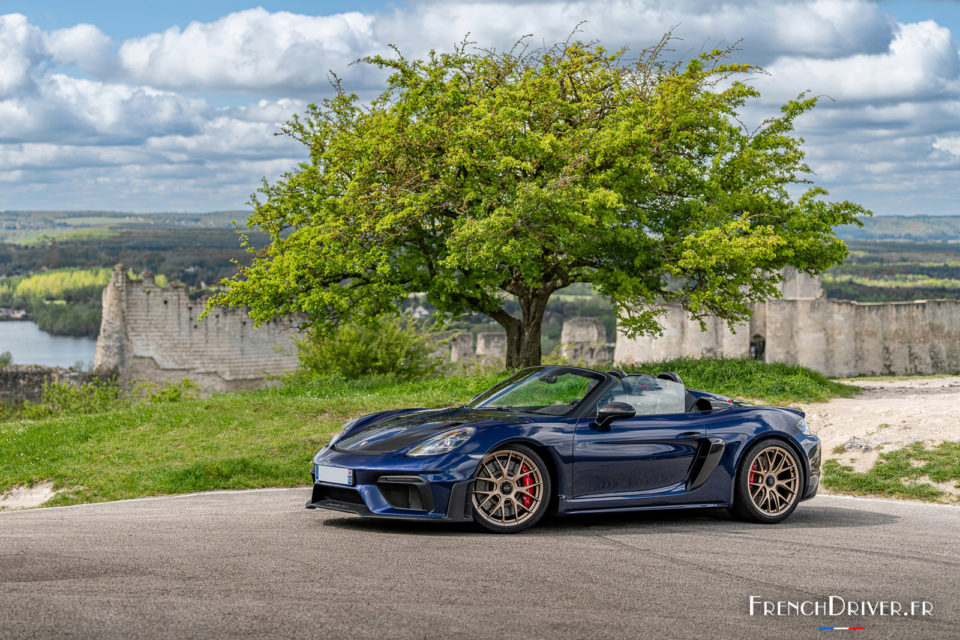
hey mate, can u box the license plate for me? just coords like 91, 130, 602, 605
315, 464, 354, 486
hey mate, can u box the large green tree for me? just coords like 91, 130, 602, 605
209, 35, 867, 368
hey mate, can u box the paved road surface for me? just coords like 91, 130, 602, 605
1, 490, 957, 639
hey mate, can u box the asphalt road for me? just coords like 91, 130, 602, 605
0, 490, 957, 639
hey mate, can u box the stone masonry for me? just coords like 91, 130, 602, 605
93, 265, 300, 391
560, 317, 611, 365
614, 267, 960, 377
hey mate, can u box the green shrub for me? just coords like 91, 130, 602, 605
18, 378, 127, 420
295, 314, 448, 380
136, 378, 200, 403
0, 351, 11, 367
4, 376, 198, 422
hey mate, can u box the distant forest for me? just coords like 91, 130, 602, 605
0, 211, 260, 337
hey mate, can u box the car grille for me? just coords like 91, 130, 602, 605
379, 483, 416, 509
377, 479, 431, 512
315, 485, 365, 506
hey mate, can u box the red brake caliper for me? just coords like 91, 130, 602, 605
520, 463, 533, 508
750, 462, 758, 485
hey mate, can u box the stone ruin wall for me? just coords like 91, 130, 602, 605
450, 317, 613, 366
613, 267, 960, 377
94, 265, 300, 391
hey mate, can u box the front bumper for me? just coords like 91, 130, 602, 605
305, 448, 477, 521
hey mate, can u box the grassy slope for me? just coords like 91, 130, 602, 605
0, 373, 502, 506
0, 360, 859, 507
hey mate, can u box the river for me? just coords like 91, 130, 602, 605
0, 321, 98, 369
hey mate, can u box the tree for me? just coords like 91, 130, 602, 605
208, 34, 868, 368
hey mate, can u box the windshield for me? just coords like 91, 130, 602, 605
468, 367, 602, 416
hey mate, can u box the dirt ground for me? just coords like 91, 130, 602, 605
0, 481, 59, 510
800, 376, 960, 499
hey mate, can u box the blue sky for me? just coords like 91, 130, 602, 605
0, 0, 958, 214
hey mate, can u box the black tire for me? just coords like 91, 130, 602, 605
731, 440, 804, 524
470, 444, 552, 534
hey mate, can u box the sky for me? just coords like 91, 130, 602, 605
0, 1, 958, 215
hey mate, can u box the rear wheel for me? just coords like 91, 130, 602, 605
471, 444, 551, 534
731, 441, 803, 524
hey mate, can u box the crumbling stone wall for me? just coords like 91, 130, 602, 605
93, 265, 300, 391
613, 268, 960, 377
560, 317, 612, 365
613, 307, 749, 364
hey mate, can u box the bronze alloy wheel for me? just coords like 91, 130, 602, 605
746, 445, 800, 516
472, 448, 546, 530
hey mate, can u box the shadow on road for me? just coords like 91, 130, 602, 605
318, 501, 899, 536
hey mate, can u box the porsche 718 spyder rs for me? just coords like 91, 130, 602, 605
307, 366, 821, 533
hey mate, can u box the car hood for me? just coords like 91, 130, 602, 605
333, 407, 529, 454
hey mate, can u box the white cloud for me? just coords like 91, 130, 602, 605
933, 136, 960, 156
118, 8, 378, 93
110, 1, 897, 95
0, 74, 211, 143
44, 23, 113, 75
0, 3, 957, 212
0, 13, 44, 97
762, 20, 960, 103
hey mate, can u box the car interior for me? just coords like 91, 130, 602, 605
601, 371, 721, 415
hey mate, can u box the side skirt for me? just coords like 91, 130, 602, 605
560, 502, 727, 516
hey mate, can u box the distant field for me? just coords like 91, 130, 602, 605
824, 240, 960, 302
835, 215, 960, 242
0, 209, 249, 244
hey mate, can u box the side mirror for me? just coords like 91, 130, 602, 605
595, 402, 636, 429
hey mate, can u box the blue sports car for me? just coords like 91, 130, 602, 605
307, 366, 821, 533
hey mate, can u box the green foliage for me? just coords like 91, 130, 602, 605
823, 441, 960, 501
0, 351, 10, 367
295, 314, 448, 380
134, 378, 200, 403
210, 33, 868, 367
622, 357, 860, 404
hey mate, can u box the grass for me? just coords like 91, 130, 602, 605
623, 357, 860, 405
0, 359, 860, 507
822, 441, 960, 502
0, 373, 502, 506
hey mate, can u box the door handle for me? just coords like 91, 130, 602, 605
676, 431, 700, 439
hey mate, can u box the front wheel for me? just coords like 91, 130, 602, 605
471, 444, 551, 534
731, 441, 803, 524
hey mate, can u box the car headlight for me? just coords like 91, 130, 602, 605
797, 418, 811, 436
407, 427, 476, 457
313, 419, 358, 462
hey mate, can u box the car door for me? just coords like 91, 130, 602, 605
572, 376, 704, 499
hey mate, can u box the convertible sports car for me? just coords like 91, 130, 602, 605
307, 366, 821, 533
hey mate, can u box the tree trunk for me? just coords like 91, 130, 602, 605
495, 291, 550, 369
